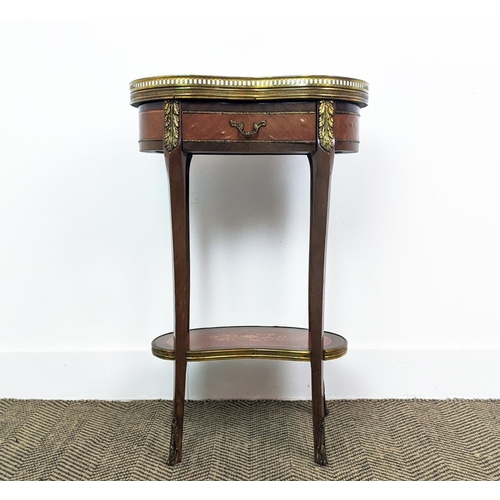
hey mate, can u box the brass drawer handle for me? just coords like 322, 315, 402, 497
229, 119, 266, 136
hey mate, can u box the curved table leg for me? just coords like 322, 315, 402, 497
308, 142, 334, 465
165, 140, 192, 466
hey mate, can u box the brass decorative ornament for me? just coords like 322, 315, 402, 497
315, 419, 328, 465
229, 119, 267, 137
130, 75, 369, 107
318, 100, 335, 151
164, 100, 180, 151
168, 417, 180, 465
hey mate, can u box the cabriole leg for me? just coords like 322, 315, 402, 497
164, 100, 191, 466
308, 104, 335, 464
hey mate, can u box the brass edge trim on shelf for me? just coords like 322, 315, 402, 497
130, 75, 368, 107
151, 346, 348, 362
193, 350, 311, 362
324, 347, 348, 361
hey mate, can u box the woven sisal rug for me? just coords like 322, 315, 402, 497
1, 399, 499, 481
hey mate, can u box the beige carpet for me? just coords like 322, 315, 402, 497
1, 399, 499, 481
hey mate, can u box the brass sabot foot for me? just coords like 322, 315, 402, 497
314, 419, 328, 466
167, 417, 181, 466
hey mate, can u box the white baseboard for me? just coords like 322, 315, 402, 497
1, 349, 499, 400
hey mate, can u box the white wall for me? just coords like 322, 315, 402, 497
1, 10, 500, 399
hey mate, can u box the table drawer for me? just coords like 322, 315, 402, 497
137, 100, 360, 153
182, 101, 316, 145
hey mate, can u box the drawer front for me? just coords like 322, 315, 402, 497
182, 106, 316, 144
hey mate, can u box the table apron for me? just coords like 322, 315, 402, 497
137, 100, 360, 154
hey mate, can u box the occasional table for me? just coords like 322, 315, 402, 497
129, 75, 369, 465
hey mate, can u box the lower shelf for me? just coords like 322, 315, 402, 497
151, 326, 347, 362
